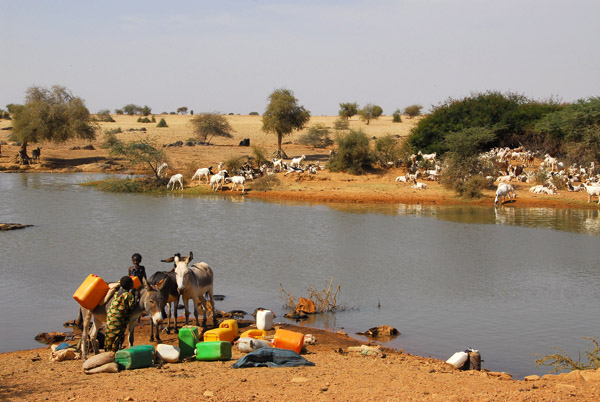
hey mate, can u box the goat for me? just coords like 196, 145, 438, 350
495, 183, 516, 205
210, 170, 228, 191
157, 162, 169, 178
290, 155, 306, 168
272, 158, 283, 172
191, 166, 213, 184
229, 175, 246, 192
418, 151, 436, 163
583, 183, 600, 204
412, 182, 428, 189
167, 174, 184, 190
395, 175, 408, 183
567, 181, 584, 192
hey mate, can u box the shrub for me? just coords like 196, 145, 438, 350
88, 177, 165, 193
157, 118, 168, 127
252, 175, 280, 191
298, 124, 333, 148
249, 112, 259, 116
535, 337, 600, 373
333, 118, 349, 130
404, 104, 423, 118
251, 144, 269, 167
328, 129, 374, 175
338, 102, 359, 120
191, 112, 234, 144
453, 175, 488, 199
374, 135, 400, 168
440, 154, 495, 197
137, 117, 151, 123
534, 169, 548, 184
95, 109, 115, 122
225, 155, 245, 174
392, 109, 402, 123
358, 103, 383, 125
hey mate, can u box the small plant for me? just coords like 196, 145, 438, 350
333, 118, 350, 130
392, 109, 402, 123
279, 277, 343, 313
298, 123, 333, 148
157, 118, 168, 127
251, 144, 269, 167
535, 337, 600, 373
454, 175, 489, 199
252, 175, 280, 191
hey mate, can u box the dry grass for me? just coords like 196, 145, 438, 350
280, 277, 342, 313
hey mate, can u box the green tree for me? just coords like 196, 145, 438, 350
358, 103, 383, 125
339, 102, 359, 120
191, 112, 234, 144
404, 104, 423, 118
262, 88, 311, 158
392, 109, 403, 123
177, 106, 188, 115
12, 85, 96, 162
141, 105, 152, 116
108, 136, 167, 181
328, 129, 374, 174
122, 104, 140, 115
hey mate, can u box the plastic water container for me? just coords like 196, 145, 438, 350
130, 276, 141, 289
73, 274, 110, 310
203, 327, 235, 343
446, 351, 469, 369
240, 329, 267, 339
178, 326, 199, 357
196, 341, 232, 361
273, 328, 304, 354
256, 310, 273, 331
156, 344, 180, 363
219, 319, 239, 337
236, 337, 272, 353
115, 344, 155, 370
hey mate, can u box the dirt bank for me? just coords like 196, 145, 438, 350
2, 318, 599, 402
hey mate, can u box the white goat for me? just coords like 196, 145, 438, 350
210, 171, 227, 191
290, 155, 306, 168
418, 151, 437, 163
495, 183, 516, 205
412, 182, 428, 189
191, 167, 213, 184
167, 174, 184, 190
272, 158, 283, 172
395, 175, 408, 183
583, 183, 600, 204
229, 175, 246, 192
157, 163, 169, 178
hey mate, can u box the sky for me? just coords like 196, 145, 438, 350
1, 0, 599, 116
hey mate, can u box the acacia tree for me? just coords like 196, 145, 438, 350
262, 88, 310, 158
108, 136, 167, 181
339, 102, 359, 120
191, 112, 234, 144
358, 103, 383, 125
12, 85, 96, 163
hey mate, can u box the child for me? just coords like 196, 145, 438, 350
104, 276, 136, 352
128, 253, 147, 283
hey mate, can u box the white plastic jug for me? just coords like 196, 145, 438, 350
446, 351, 469, 369
256, 309, 273, 330
236, 337, 272, 353
156, 344, 180, 363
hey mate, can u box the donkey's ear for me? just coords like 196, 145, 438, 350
186, 251, 193, 263
143, 277, 151, 290
161, 256, 175, 263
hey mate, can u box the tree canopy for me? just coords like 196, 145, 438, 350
339, 102, 359, 120
358, 103, 383, 125
262, 88, 310, 157
191, 112, 234, 144
12, 85, 96, 158
107, 136, 167, 180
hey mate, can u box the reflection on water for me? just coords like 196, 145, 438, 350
2, 173, 600, 380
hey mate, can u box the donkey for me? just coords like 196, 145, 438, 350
149, 268, 180, 339
80, 277, 166, 359
174, 252, 218, 328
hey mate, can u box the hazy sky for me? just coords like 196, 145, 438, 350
2, 0, 599, 115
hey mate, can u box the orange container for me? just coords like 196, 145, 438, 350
130, 276, 141, 289
203, 327, 236, 343
218, 319, 239, 337
73, 274, 109, 310
239, 329, 267, 339
273, 329, 304, 354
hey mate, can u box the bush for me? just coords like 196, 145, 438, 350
440, 154, 495, 197
535, 337, 600, 373
453, 175, 489, 199
88, 177, 165, 193
328, 129, 374, 175
95, 109, 115, 122
252, 175, 280, 191
374, 135, 400, 168
358, 103, 383, 125
249, 112, 260, 116
534, 169, 548, 184
392, 109, 402, 123
225, 155, 245, 174
333, 118, 350, 130
157, 118, 168, 127
298, 124, 333, 148
137, 117, 151, 123
404, 104, 423, 118
251, 144, 269, 167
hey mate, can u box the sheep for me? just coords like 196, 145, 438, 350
290, 155, 306, 168
157, 162, 169, 178
583, 183, 600, 204
191, 167, 213, 184
167, 174, 184, 190
495, 183, 516, 205
229, 175, 246, 192
412, 182, 428, 190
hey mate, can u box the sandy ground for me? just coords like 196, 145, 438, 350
2, 318, 600, 402
2, 115, 600, 401
0, 114, 596, 209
